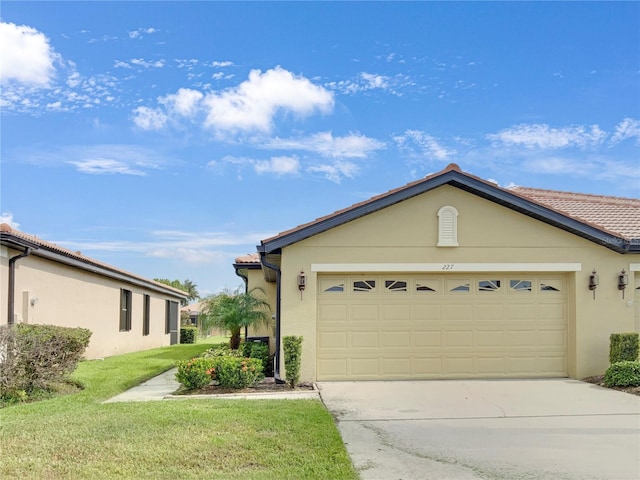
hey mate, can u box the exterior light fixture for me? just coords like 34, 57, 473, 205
618, 269, 628, 298
297, 270, 306, 299
589, 269, 599, 299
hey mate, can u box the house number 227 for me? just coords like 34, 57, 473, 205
442, 264, 455, 270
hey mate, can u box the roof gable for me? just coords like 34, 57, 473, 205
259, 164, 639, 254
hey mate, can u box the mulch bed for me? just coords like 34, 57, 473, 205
175, 377, 316, 396
581, 375, 640, 396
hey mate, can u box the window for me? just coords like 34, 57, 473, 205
120, 289, 132, 332
165, 300, 171, 334
478, 280, 501, 292
446, 279, 470, 293
437, 206, 459, 247
510, 279, 532, 292
143, 294, 150, 336
415, 279, 439, 293
353, 280, 376, 292
540, 283, 561, 292
323, 283, 345, 292
385, 280, 407, 293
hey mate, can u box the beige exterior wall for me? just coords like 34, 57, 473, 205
1, 246, 183, 359
271, 186, 639, 382
245, 268, 277, 354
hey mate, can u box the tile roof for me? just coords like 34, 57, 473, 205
257, 164, 639, 254
234, 253, 260, 264
0, 223, 188, 297
510, 187, 640, 240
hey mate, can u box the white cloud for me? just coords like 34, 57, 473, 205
611, 117, 640, 144
129, 58, 165, 69
0, 21, 58, 87
361, 72, 389, 90
128, 27, 157, 39
254, 156, 300, 176
308, 161, 359, 183
202, 66, 334, 132
0, 212, 20, 229
67, 159, 147, 176
132, 106, 168, 130
394, 130, 455, 161
212, 61, 233, 67
159, 88, 203, 117
487, 123, 607, 149
265, 132, 385, 158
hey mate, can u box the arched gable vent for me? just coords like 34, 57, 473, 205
437, 206, 459, 247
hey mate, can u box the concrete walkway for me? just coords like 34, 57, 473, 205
104, 368, 320, 403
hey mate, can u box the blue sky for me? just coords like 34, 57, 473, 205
1, 1, 639, 297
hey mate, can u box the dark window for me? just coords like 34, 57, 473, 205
143, 294, 150, 336
324, 283, 345, 292
353, 280, 376, 292
385, 280, 407, 292
120, 289, 132, 332
165, 300, 171, 334
450, 283, 470, 292
510, 280, 532, 292
478, 280, 501, 292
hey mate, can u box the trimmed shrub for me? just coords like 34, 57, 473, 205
215, 356, 263, 389
283, 336, 303, 388
180, 327, 198, 344
242, 341, 272, 377
0, 324, 91, 404
609, 333, 639, 364
603, 361, 640, 388
175, 357, 216, 390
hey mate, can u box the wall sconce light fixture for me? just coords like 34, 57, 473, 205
618, 269, 628, 298
297, 270, 306, 299
589, 269, 599, 299
30, 296, 38, 307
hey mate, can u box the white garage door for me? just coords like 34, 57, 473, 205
317, 274, 567, 380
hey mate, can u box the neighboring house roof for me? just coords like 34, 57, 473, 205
181, 301, 206, 315
257, 164, 640, 255
0, 223, 188, 299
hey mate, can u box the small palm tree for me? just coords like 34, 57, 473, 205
200, 287, 271, 349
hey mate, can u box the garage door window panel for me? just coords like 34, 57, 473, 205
415, 279, 440, 294
320, 278, 346, 294
478, 279, 501, 292
353, 279, 376, 292
510, 279, 533, 293
447, 279, 470, 293
385, 279, 407, 293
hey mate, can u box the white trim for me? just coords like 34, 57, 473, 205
630, 263, 640, 272
311, 263, 582, 273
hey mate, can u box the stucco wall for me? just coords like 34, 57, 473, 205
1, 246, 182, 359
274, 186, 639, 382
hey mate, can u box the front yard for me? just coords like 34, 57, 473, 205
0, 339, 357, 479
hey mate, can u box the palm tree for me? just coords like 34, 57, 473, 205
200, 287, 271, 349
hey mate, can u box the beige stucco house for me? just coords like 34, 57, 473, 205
235, 164, 640, 383
1, 224, 187, 359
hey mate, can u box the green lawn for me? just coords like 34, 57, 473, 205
0, 339, 357, 479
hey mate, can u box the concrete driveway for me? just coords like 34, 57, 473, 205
318, 379, 640, 480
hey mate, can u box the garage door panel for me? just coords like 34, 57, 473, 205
445, 330, 474, 347
413, 330, 442, 347
351, 304, 379, 322
414, 304, 442, 321
382, 358, 411, 375
382, 331, 411, 347
476, 304, 505, 321
350, 331, 379, 348
318, 274, 568, 380
351, 358, 379, 376
318, 331, 348, 349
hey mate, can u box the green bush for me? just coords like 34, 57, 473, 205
202, 344, 244, 358
180, 327, 198, 344
242, 341, 272, 377
603, 361, 640, 387
283, 336, 303, 388
175, 357, 216, 390
609, 333, 639, 364
215, 356, 263, 389
0, 324, 91, 404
